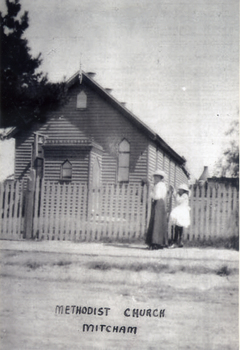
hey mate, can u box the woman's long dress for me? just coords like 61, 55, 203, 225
145, 182, 168, 247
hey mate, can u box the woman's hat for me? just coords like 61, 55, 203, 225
178, 183, 189, 192
153, 170, 166, 178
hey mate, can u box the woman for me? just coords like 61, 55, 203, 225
169, 183, 191, 248
145, 170, 168, 250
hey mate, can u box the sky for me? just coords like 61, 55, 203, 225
0, 0, 239, 180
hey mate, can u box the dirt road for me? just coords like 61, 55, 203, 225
0, 240, 238, 349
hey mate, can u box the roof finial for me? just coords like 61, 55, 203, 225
79, 56, 83, 84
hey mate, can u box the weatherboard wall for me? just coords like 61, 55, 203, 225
14, 82, 149, 183
14, 80, 188, 186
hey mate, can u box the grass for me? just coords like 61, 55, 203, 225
90, 235, 239, 251
25, 261, 42, 270
216, 265, 231, 276
53, 260, 72, 267
183, 235, 239, 251
88, 260, 238, 276
4, 255, 238, 276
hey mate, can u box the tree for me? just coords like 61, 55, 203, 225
214, 119, 239, 178
0, 0, 66, 128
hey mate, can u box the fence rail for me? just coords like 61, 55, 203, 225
0, 179, 238, 242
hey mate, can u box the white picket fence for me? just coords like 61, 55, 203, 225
0, 181, 24, 239
32, 180, 150, 241
0, 179, 238, 242
185, 183, 239, 240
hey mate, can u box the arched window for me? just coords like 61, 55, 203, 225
118, 139, 130, 182
61, 160, 72, 180
76, 91, 87, 109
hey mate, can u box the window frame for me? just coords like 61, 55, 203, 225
76, 90, 87, 109
61, 160, 72, 181
117, 139, 130, 183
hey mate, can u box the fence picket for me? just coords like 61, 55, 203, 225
140, 184, 148, 238
64, 183, 71, 241
38, 179, 44, 239
108, 185, 114, 238
54, 182, 61, 240
83, 183, 89, 241
45, 181, 51, 237
232, 186, 238, 212
220, 186, 227, 236
69, 183, 76, 241
129, 185, 135, 238
101, 184, 108, 239
84, 185, 90, 241
124, 184, 131, 239
93, 188, 100, 241
9, 182, 15, 236
12, 182, 18, 236
3, 183, 10, 236
7, 182, 13, 236
0, 183, 3, 232
60, 183, 67, 241
200, 186, 205, 239
205, 184, 211, 240
210, 186, 215, 238
0, 183, 7, 236
33, 178, 39, 238
77, 183, 84, 240
215, 184, 222, 237
117, 185, 124, 239
0, 183, 4, 236
135, 184, 142, 239
131, 184, 136, 238
192, 186, 198, 240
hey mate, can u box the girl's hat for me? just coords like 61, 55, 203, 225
153, 170, 166, 178
178, 184, 189, 192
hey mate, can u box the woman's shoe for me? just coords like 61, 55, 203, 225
169, 244, 177, 249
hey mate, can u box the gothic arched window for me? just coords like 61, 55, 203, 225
118, 139, 130, 182
76, 91, 87, 109
61, 160, 72, 180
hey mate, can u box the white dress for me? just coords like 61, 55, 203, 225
151, 181, 167, 201
170, 193, 190, 228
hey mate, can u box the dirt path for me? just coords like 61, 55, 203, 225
0, 241, 238, 350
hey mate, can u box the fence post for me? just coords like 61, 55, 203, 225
23, 169, 36, 239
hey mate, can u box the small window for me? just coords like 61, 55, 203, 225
118, 139, 130, 182
61, 160, 72, 180
77, 91, 87, 109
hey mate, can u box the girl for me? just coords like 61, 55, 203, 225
145, 170, 168, 250
169, 184, 190, 248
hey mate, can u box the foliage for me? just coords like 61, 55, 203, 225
214, 120, 239, 178
0, 0, 67, 128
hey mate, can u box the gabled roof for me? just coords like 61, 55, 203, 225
67, 71, 187, 167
